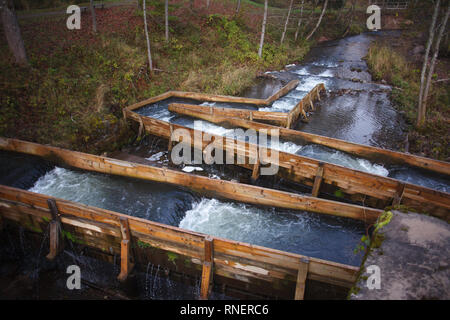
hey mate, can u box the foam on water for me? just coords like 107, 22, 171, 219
298, 145, 389, 176
258, 97, 298, 112
296, 77, 330, 92
28, 167, 195, 225
179, 198, 364, 265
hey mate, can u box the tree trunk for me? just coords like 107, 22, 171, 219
165, 0, 169, 42
206, 0, 210, 9
236, 0, 241, 14
417, 0, 440, 126
419, 2, 449, 126
342, 0, 356, 37
90, 0, 97, 33
280, 0, 294, 45
258, 0, 268, 58
306, 0, 328, 41
0, 0, 28, 65
294, 0, 305, 41
143, 0, 153, 72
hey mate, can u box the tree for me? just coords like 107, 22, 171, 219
294, 0, 305, 41
143, 0, 153, 73
90, 0, 97, 33
258, 0, 268, 58
418, 1, 449, 126
306, 0, 328, 41
417, 0, 440, 126
165, 0, 169, 42
0, 0, 28, 65
236, 0, 241, 14
280, 0, 294, 45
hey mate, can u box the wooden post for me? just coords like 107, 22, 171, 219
294, 257, 309, 300
118, 217, 134, 282
392, 183, 406, 206
138, 116, 144, 140
46, 199, 62, 260
311, 162, 324, 197
200, 235, 214, 300
251, 158, 261, 182
168, 124, 174, 152
309, 97, 315, 111
286, 113, 293, 129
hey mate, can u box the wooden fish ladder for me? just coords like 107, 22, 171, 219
122, 110, 450, 222
0, 184, 359, 300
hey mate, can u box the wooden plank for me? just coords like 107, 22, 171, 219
265, 80, 300, 104
311, 162, 324, 197
294, 257, 309, 300
200, 236, 214, 300
166, 103, 288, 127
0, 138, 383, 222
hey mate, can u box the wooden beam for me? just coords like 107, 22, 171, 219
200, 235, 214, 300
311, 162, 324, 197
294, 257, 309, 300
46, 199, 62, 260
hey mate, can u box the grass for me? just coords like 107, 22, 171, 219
366, 41, 449, 160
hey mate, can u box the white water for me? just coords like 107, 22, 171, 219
298, 145, 389, 177
179, 198, 364, 265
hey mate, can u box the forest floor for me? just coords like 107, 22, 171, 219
0, 0, 364, 154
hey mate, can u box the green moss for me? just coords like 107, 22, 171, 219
137, 240, 152, 249
61, 230, 85, 245
167, 252, 178, 265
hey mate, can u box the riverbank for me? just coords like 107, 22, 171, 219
365, 29, 449, 161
